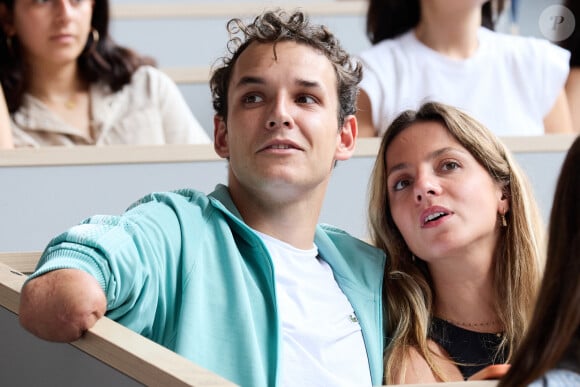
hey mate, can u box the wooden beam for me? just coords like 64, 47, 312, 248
0, 135, 576, 168
111, 1, 366, 19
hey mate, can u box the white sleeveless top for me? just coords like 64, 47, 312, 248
358, 27, 570, 136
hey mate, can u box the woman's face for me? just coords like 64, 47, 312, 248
385, 121, 507, 263
8, 0, 94, 67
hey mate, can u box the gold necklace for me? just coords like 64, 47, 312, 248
34, 88, 82, 110
438, 316, 501, 328
64, 98, 77, 110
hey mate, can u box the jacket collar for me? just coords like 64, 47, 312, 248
207, 184, 386, 384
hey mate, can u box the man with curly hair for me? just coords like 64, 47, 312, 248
19, 9, 386, 387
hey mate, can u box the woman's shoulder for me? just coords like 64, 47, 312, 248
118, 65, 179, 97
391, 341, 463, 384
358, 30, 417, 62
130, 65, 168, 83
480, 27, 569, 63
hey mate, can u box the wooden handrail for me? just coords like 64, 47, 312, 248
0, 252, 41, 275
0, 261, 237, 386
0, 135, 576, 168
163, 66, 212, 84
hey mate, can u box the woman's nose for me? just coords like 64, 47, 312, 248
54, 0, 74, 21
413, 172, 440, 203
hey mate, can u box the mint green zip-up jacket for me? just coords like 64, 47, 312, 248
29, 185, 386, 387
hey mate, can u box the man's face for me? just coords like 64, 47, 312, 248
214, 41, 356, 202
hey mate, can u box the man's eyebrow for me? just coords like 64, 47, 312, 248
296, 78, 322, 89
234, 76, 323, 89
235, 76, 265, 88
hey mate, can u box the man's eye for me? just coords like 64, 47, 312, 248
243, 94, 263, 104
296, 95, 317, 104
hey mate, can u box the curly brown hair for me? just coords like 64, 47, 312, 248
209, 8, 362, 127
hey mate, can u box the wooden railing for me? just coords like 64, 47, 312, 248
0, 260, 237, 386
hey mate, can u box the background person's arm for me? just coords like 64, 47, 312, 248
355, 89, 379, 137
468, 364, 511, 381
19, 269, 107, 342
565, 68, 580, 133
0, 85, 14, 149
544, 88, 574, 134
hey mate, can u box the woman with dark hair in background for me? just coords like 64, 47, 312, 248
0, 0, 209, 146
356, 0, 573, 137
499, 135, 580, 386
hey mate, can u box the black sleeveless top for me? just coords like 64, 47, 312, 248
429, 317, 507, 379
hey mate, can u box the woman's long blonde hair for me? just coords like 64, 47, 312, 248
368, 102, 543, 383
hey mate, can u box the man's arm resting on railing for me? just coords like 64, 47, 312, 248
19, 269, 107, 342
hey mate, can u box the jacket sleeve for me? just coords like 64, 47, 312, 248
28, 195, 187, 341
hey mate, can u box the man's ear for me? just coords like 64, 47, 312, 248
335, 114, 357, 161
213, 115, 229, 159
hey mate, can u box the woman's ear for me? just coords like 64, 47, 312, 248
499, 185, 510, 214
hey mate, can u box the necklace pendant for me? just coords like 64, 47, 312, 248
65, 99, 76, 109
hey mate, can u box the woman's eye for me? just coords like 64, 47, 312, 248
393, 179, 410, 191
441, 161, 460, 171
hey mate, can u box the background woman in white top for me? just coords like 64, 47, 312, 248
356, 0, 573, 137
0, 0, 210, 146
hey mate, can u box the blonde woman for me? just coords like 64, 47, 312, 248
368, 102, 543, 383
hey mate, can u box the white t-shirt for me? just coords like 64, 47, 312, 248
358, 27, 570, 136
256, 231, 372, 387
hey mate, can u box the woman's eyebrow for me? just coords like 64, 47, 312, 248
386, 146, 467, 178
